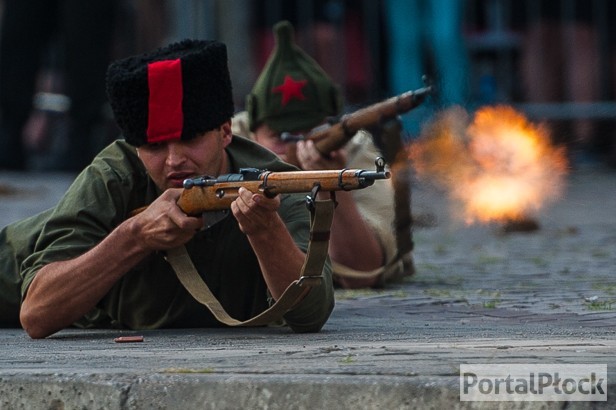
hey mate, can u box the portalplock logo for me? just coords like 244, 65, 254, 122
460, 364, 607, 401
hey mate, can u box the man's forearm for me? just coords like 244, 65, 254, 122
20, 219, 151, 338
328, 191, 383, 271
245, 214, 306, 300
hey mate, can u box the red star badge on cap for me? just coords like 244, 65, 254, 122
272, 75, 307, 106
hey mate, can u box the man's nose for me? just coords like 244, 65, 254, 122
165, 142, 186, 165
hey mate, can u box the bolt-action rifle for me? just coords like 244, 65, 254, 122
131, 158, 390, 217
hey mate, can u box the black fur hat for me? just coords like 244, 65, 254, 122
106, 39, 234, 147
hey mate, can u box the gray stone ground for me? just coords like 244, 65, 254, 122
0, 164, 615, 409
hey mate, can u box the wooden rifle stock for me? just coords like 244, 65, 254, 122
132, 162, 390, 217
308, 85, 432, 155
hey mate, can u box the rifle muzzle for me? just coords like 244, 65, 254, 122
356, 169, 391, 187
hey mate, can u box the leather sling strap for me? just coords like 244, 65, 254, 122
370, 119, 415, 273
165, 197, 335, 327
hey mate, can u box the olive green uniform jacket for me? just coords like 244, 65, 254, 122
0, 136, 334, 332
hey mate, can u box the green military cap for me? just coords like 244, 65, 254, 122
246, 20, 343, 133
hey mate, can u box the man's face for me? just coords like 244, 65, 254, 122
136, 121, 232, 190
253, 122, 317, 167
253, 123, 289, 161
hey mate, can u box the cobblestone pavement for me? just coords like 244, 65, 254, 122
0, 165, 615, 409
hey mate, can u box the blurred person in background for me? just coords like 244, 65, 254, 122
383, 0, 471, 139
0, 0, 119, 171
519, 0, 600, 163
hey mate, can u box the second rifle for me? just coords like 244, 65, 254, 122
281, 85, 433, 156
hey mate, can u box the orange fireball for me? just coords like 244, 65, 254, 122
409, 105, 569, 224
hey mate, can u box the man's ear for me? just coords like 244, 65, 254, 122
221, 120, 233, 146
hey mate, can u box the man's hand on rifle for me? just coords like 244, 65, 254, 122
231, 186, 282, 236
296, 140, 346, 170
131, 189, 204, 250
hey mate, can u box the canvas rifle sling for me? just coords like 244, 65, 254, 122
373, 119, 415, 272
165, 197, 335, 327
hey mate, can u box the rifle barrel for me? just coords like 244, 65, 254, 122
312, 85, 433, 155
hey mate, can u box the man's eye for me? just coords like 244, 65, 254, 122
144, 142, 165, 150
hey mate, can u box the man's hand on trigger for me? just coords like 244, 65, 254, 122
131, 188, 203, 250
231, 186, 281, 235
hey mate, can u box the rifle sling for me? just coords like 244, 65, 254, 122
374, 120, 415, 273
165, 198, 335, 327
